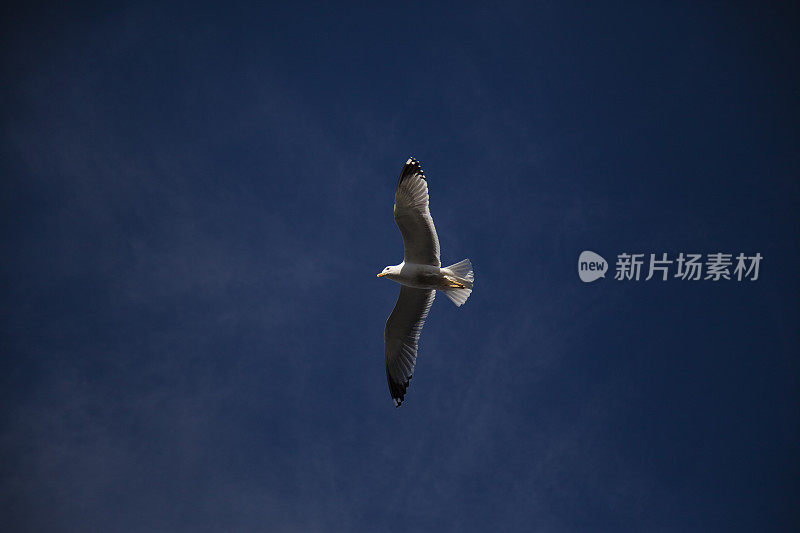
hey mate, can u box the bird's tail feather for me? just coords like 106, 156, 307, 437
443, 287, 472, 307
446, 258, 473, 282
443, 259, 474, 307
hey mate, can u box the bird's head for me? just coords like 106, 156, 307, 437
377, 265, 399, 278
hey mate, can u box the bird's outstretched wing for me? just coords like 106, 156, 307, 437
385, 286, 436, 407
394, 157, 441, 267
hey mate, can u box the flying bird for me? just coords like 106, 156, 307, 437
377, 157, 474, 407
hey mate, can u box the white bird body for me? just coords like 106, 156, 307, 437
378, 262, 472, 291
377, 157, 474, 407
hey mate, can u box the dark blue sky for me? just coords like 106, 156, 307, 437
2, 2, 798, 531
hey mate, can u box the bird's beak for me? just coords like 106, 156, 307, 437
377, 272, 387, 277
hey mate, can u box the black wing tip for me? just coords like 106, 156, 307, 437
392, 391, 406, 407
398, 156, 425, 185
388, 374, 412, 408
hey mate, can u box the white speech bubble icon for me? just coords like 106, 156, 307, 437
578, 251, 608, 282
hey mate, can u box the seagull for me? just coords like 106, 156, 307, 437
377, 157, 474, 407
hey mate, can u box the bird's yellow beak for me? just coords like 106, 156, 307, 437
377, 272, 387, 277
